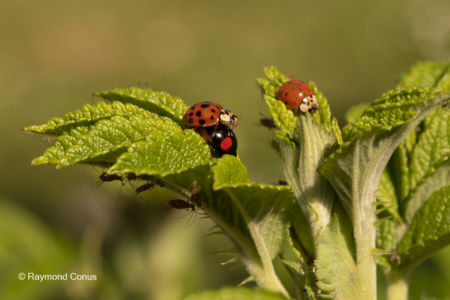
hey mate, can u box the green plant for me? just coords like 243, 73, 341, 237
25, 61, 449, 300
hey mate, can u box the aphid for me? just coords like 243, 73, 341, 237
168, 199, 195, 211
136, 183, 154, 194
190, 190, 202, 207
189, 181, 202, 207
260, 117, 276, 129
99, 172, 122, 182
126, 173, 137, 181
137, 174, 153, 181
277, 80, 318, 113
389, 249, 401, 265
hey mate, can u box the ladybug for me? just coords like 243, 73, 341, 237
183, 102, 239, 129
208, 123, 238, 157
277, 80, 318, 113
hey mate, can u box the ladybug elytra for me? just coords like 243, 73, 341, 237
183, 102, 239, 129
208, 123, 238, 157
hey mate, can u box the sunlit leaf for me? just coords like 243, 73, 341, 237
97, 87, 189, 124
397, 186, 450, 271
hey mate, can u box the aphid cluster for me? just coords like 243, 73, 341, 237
183, 102, 239, 157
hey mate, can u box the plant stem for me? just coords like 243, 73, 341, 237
354, 210, 377, 299
386, 272, 408, 300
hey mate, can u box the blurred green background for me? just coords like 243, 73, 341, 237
1, 0, 449, 299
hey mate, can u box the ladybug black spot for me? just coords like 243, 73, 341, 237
211, 108, 216, 113
188, 117, 193, 124
196, 110, 202, 117
188, 112, 194, 116
201, 103, 210, 108
215, 105, 221, 109
284, 92, 288, 97
211, 115, 215, 120
191, 105, 196, 110
199, 119, 206, 125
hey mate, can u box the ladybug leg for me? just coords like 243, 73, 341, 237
197, 125, 218, 145
196, 127, 212, 144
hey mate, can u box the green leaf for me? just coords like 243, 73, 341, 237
209, 156, 294, 296
320, 87, 449, 298
218, 183, 294, 295
184, 287, 289, 300
264, 95, 296, 143
403, 108, 449, 219
331, 117, 343, 146
397, 186, 450, 272
398, 61, 450, 91
409, 109, 449, 190
344, 103, 370, 124
24, 101, 145, 135
375, 219, 397, 267
389, 61, 450, 211
31, 109, 184, 167
389, 131, 416, 212
342, 87, 441, 142
212, 155, 250, 189
315, 210, 356, 299
309, 81, 332, 132
376, 170, 401, 221
322, 87, 448, 217
403, 162, 449, 224
256, 67, 295, 143
223, 183, 293, 259
282, 230, 316, 299
257, 66, 290, 99
108, 129, 210, 176
97, 87, 189, 123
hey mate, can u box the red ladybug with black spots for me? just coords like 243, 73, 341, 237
277, 80, 318, 113
183, 102, 238, 157
183, 102, 239, 129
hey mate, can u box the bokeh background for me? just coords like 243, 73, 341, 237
1, 0, 449, 299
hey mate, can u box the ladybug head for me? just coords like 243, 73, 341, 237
299, 95, 319, 113
219, 109, 239, 128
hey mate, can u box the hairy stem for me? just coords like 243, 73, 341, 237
386, 272, 408, 300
